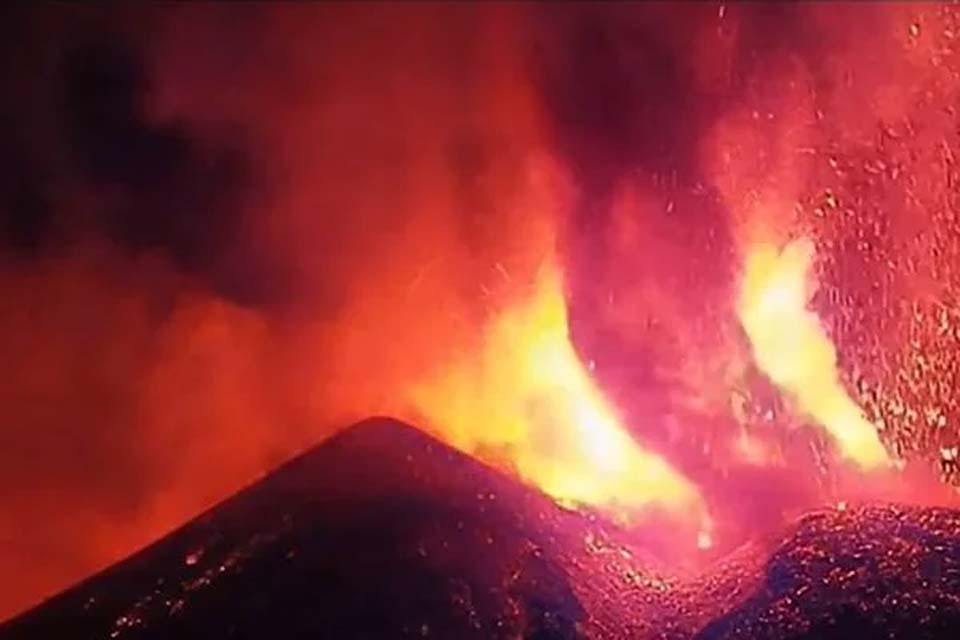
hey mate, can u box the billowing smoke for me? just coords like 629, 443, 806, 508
2, 2, 959, 621
0, 3, 558, 618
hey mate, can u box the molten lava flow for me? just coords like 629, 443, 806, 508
409, 258, 702, 519
737, 238, 890, 469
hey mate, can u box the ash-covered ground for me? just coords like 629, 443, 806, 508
2, 418, 959, 640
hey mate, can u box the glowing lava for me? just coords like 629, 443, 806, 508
737, 238, 890, 469
409, 258, 702, 519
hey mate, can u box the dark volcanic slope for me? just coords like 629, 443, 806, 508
0, 418, 703, 640
3, 419, 960, 640
694, 504, 960, 640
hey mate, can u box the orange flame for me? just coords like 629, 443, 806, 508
408, 257, 703, 519
737, 238, 890, 469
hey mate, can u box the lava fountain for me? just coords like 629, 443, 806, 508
737, 237, 890, 470
409, 254, 704, 523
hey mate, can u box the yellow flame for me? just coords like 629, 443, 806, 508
409, 259, 702, 517
737, 238, 889, 469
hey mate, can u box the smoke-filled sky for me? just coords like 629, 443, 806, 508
3, 2, 960, 621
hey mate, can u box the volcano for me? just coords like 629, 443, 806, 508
2, 418, 960, 640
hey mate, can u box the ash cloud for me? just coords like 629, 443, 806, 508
0, 3, 552, 618
61, 39, 253, 298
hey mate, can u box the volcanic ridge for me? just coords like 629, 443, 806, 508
3, 418, 960, 640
